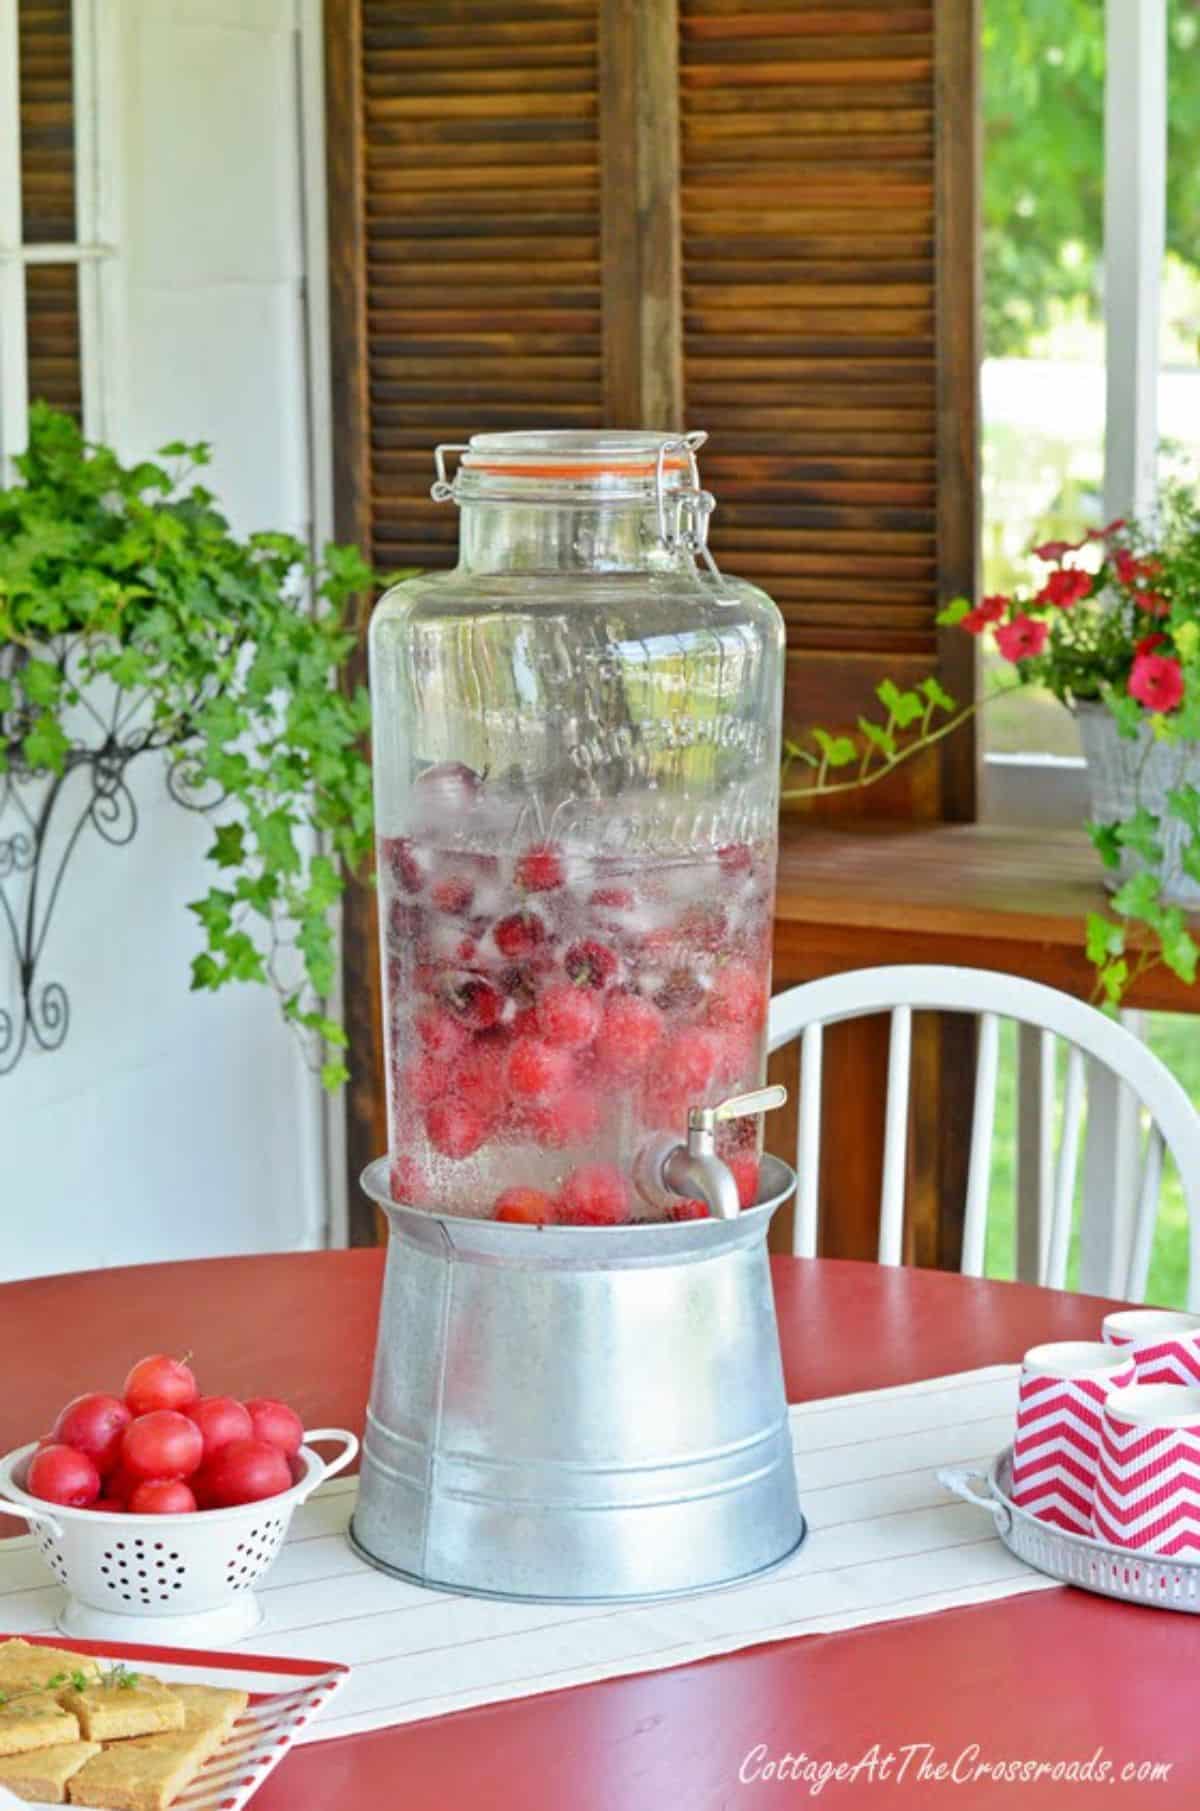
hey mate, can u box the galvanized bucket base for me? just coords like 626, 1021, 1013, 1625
347, 1510, 807, 1606
352, 1154, 805, 1603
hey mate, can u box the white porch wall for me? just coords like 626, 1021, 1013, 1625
0, 0, 331, 1279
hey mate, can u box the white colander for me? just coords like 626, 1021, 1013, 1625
0, 1429, 357, 1644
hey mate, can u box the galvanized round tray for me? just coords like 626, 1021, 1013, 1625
939, 1447, 1200, 1615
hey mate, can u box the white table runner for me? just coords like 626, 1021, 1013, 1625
0, 1367, 1055, 1742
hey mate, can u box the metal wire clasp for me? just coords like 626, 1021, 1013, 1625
431, 444, 470, 502
655, 432, 720, 576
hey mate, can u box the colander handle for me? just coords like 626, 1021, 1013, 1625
297, 1428, 359, 1502
0, 1497, 64, 1541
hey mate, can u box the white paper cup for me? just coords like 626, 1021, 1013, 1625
1023, 1341, 1136, 1382
1092, 1384, 1200, 1554
1011, 1343, 1136, 1533
1102, 1311, 1200, 1386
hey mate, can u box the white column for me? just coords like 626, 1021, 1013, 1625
0, 0, 28, 481
1083, 3, 1168, 1302
1103, 0, 1167, 520
73, 0, 123, 445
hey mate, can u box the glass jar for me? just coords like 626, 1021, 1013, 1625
369, 431, 786, 1224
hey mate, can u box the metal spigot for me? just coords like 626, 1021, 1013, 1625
635, 1084, 788, 1221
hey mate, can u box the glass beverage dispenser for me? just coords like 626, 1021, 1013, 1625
369, 431, 786, 1226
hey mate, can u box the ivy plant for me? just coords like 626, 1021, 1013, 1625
0, 404, 384, 1087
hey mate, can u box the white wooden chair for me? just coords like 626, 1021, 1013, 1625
768, 965, 1200, 1310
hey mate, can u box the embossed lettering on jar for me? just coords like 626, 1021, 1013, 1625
368, 431, 786, 1223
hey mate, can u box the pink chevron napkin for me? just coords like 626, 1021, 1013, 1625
1010, 1342, 1136, 1533
1092, 1384, 1200, 1556
1102, 1310, 1200, 1386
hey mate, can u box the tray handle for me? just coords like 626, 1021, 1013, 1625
0, 1497, 65, 1541
296, 1428, 359, 1504
938, 1465, 1012, 1536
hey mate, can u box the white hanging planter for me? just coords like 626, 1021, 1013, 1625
1075, 700, 1200, 908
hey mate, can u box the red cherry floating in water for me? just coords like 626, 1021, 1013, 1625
557, 1164, 631, 1226
564, 939, 619, 989
506, 1037, 574, 1101
425, 1096, 489, 1159
493, 912, 547, 960
515, 843, 564, 892
494, 1186, 557, 1225
536, 983, 601, 1048
596, 994, 664, 1079
442, 973, 503, 1031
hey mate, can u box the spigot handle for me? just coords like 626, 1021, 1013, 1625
634, 1084, 788, 1221
688, 1084, 787, 1136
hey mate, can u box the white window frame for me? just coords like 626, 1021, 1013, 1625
0, 0, 120, 479
981, 0, 1168, 828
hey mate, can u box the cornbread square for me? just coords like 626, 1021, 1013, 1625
0, 1640, 100, 1693
0, 1692, 81, 1757
60, 1675, 183, 1742
67, 1682, 248, 1811
171, 1683, 249, 1732
0, 1739, 102, 1803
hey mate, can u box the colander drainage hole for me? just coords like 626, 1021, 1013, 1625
100, 1535, 187, 1598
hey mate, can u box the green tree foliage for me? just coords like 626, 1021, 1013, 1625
984, 0, 1200, 356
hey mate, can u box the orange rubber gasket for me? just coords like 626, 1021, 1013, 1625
462, 457, 691, 480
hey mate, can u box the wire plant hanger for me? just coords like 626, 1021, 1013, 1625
0, 639, 218, 1076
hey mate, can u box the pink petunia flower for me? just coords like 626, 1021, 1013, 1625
1032, 538, 1082, 563
1036, 568, 1093, 609
1135, 632, 1168, 659
978, 594, 1009, 623
1128, 653, 1185, 714
995, 615, 1050, 663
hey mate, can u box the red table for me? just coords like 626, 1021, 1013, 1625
3, 1252, 1197, 1809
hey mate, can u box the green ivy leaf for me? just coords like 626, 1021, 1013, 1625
190, 953, 222, 992
20, 659, 62, 706
1106, 690, 1144, 740
1172, 697, 1200, 742
1112, 870, 1162, 923
813, 728, 857, 767
188, 888, 235, 937
919, 677, 956, 713
1161, 924, 1199, 985
253, 808, 300, 876
1086, 820, 1123, 871
875, 679, 925, 729
1098, 958, 1129, 1005
1086, 912, 1124, 965
22, 712, 70, 773
1166, 787, 1200, 835
1115, 807, 1163, 864
935, 596, 971, 626
208, 823, 245, 869
857, 717, 897, 759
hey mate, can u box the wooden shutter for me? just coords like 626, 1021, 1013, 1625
18, 0, 82, 419
354, 0, 605, 580
326, 0, 978, 1228
680, 0, 976, 818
